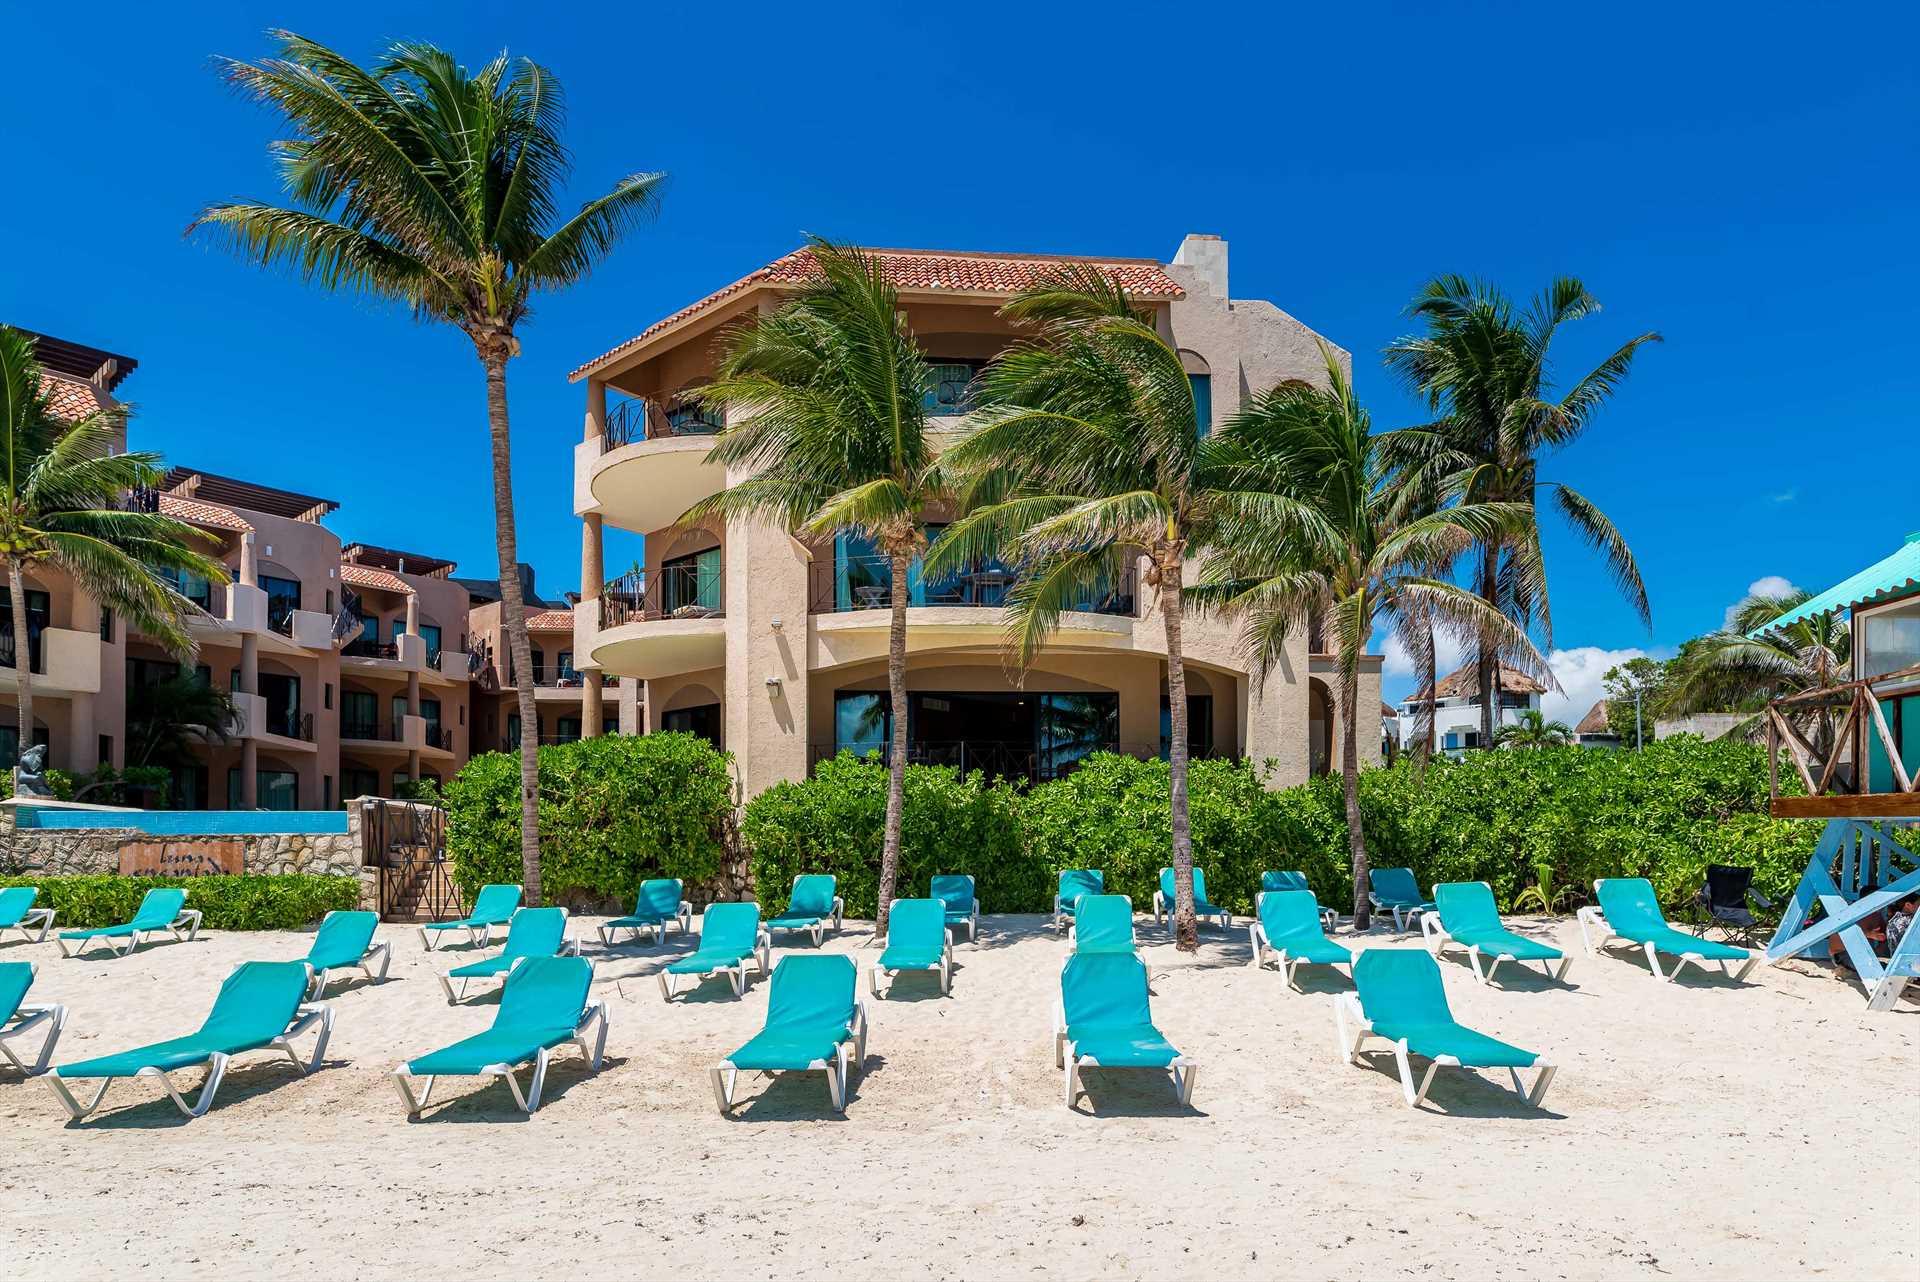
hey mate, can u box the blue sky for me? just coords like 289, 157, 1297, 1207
5, 2, 1915, 719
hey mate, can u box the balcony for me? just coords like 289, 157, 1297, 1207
805, 737, 1215, 784
576, 396, 726, 533
582, 567, 726, 680
808, 553, 1136, 617
1767, 661, 1920, 818
230, 692, 316, 750
0, 626, 102, 696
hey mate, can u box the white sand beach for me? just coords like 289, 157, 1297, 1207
0, 912, 1911, 1282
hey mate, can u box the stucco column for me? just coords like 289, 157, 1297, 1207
404, 590, 419, 638
239, 531, 258, 587
722, 513, 810, 798
239, 632, 259, 808
581, 512, 605, 735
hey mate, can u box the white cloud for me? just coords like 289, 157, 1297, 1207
1380, 629, 1469, 682
1540, 646, 1653, 726
1724, 575, 1798, 628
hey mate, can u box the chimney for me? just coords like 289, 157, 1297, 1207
1172, 234, 1228, 299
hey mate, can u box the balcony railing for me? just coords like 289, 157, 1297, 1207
423, 724, 453, 751
807, 554, 1137, 617
598, 567, 725, 629
261, 708, 314, 742
340, 718, 394, 742
342, 636, 400, 660
0, 628, 46, 675
601, 397, 724, 452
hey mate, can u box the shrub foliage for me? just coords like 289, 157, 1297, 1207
0, 874, 359, 929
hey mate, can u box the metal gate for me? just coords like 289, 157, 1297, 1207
363, 799, 460, 921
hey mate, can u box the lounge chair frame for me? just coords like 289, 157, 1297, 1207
1420, 913, 1573, 985
1247, 922, 1349, 989
309, 940, 393, 999
598, 900, 694, 948
870, 931, 954, 997
393, 1002, 608, 1117
1151, 869, 1232, 932
1367, 895, 1426, 934
658, 928, 772, 1001
1333, 992, 1557, 1109
3, 905, 56, 945
417, 919, 503, 951
710, 1001, 868, 1114
1577, 900, 1758, 982
1051, 1001, 1198, 1108
46, 985, 333, 1121
439, 936, 580, 1005
56, 908, 202, 959
766, 880, 844, 947
0, 964, 66, 1075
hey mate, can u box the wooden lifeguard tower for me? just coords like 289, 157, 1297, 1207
1760, 533, 1920, 1008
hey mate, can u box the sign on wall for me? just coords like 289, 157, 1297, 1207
119, 840, 244, 877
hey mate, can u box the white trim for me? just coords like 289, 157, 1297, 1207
56, 908, 201, 959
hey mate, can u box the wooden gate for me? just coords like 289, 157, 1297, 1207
362, 799, 460, 922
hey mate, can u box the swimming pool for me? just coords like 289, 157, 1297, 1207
13, 807, 350, 835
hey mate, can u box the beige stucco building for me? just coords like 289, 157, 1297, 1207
564, 235, 1383, 796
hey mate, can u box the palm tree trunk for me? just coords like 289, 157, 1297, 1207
1339, 661, 1370, 930
877, 546, 911, 940
480, 348, 542, 908
1161, 553, 1198, 952
6, 559, 32, 781
1476, 549, 1498, 749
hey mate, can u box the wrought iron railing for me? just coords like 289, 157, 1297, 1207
601, 397, 724, 452
598, 566, 725, 629
340, 718, 391, 742
423, 724, 453, 750
342, 635, 399, 660
333, 592, 363, 642
260, 708, 314, 741
807, 554, 1137, 617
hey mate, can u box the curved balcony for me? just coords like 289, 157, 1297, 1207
579, 398, 725, 533
584, 568, 726, 680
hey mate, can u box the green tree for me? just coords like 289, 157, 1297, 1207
687, 241, 945, 938
0, 328, 226, 756
927, 266, 1260, 950
192, 34, 666, 904
124, 673, 237, 775
1202, 345, 1541, 928
1495, 708, 1574, 749
1601, 655, 1668, 744
1385, 277, 1659, 748
1663, 589, 1849, 753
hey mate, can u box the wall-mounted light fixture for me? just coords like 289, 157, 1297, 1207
770, 616, 784, 631
765, 675, 782, 689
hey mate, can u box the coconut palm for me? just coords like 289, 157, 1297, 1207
1663, 589, 1851, 753
927, 266, 1281, 951
191, 34, 666, 904
1495, 708, 1573, 749
685, 240, 944, 939
1385, 277, 1659, 748
1202, 344, 1543, 929
0, 328, 225, 761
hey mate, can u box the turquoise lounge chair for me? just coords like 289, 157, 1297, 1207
418, 883, 522, 951
1152, 867, 1232, 931
0, 962, 66, 1075
1261, 870, 1340, 931
56, 888, 201, 959
711, 954, 867, 1114
0, 887, 56, 944
1368, 867, 1434, 932
765, 875, 844, 946
395, 956, 607, 1116
871, 898, 953, 997
930, 874, 979, 943
599, 878, 693, 947
1423, 882, 1572, 984
303, 910, 391, 998
1250, 890, 1351, 986
1068, 894, 1137, 956
1053, 952, 1196, 1108
439, 907, 576, 1003
46, 960, 332, 1121
1052, 869, 1104, 934
1334, 949, 1558, 1109
1578, 878, 1757, 981
660, 902, 770, 1000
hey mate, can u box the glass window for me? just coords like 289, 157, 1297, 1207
1190, 373, 1212, 437
665, 400, 722, 434
228, 768, 298, 810
557, 651, 576, 683
1863, 599, 1920, 678
661, 548, 722, 614
418, 623, 443, 663
1, 588, 50, 671
834, 531, 889, 611
155, 566, 212, 611
343, 768, 379, 801
261, 574, 301, 632
1159, 694, 1214, 759
602, 716, 619, 736
923, 362, 982, 416
663, 702, 722, 748
0, 725, 49, 769
259, 671, 302, 738
341, 690, 377, 739
835, 691, 890, 759
556, 717, 581, 742
1037, 692, 1119, 779
506, 713, 521, 749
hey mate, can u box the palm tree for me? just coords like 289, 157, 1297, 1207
192, 34, 665, 904
686, 240, 944, 939
1203, 344, 1542, 929
927, 266, 1274, 951
1495, 708, 1573, 749
1385, 277, 1659, 748
125, 674, 238, 770
1663, 589, 1850, 753
0, 328, 226, 759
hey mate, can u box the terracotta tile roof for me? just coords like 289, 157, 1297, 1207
570, 246, 1187, 380
1575, 700, 1614, 735
525, 609, 575, 630
340, 563, 413, 595
39, 372, 106, 422
1408, 661, 1546, 704
158, 494, 253, 534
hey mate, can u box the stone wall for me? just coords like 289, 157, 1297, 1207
0, 807, 376, 910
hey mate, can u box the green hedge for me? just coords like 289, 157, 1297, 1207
446, 732, 735, 903
0, 875, 359, 929
732, 739, 1820, 918
743, 752, 1027, 917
